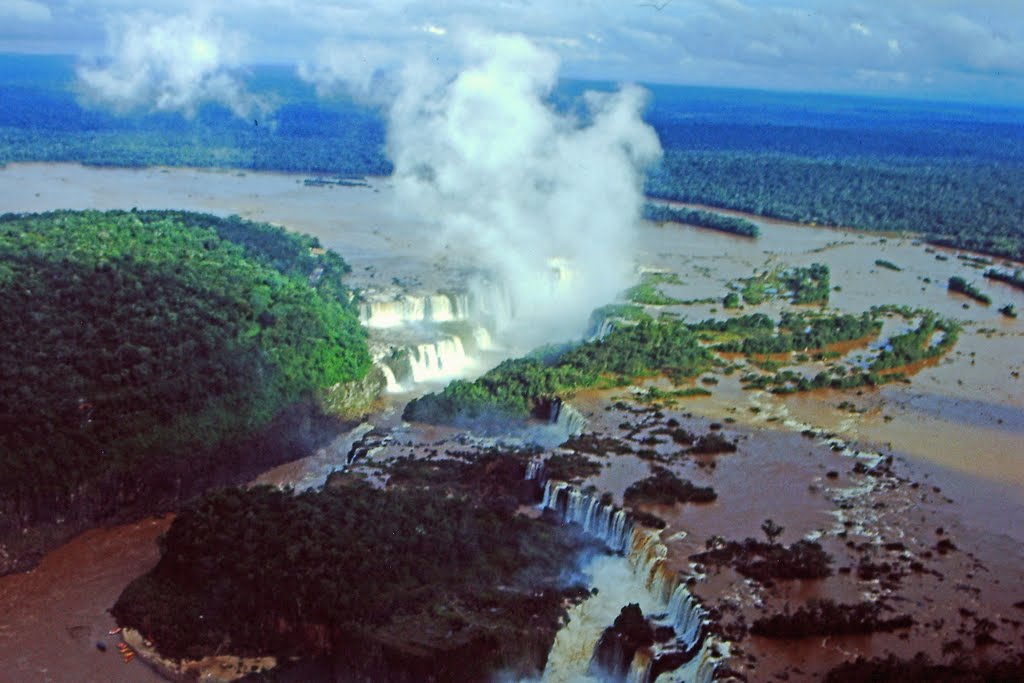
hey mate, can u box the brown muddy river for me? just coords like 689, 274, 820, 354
4, 162, 1018, 488
1, 162, 1021, 681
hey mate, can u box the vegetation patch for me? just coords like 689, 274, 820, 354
984, 267, 1024, 292
727, 263, 830, 306
735, 307, 959, 393
647, 151, 1024, 262
750, 599, 913, 638
404, 319, 713, 425
0, 210, 370, 571
542, 453, 602, 482
113, 455, 592, 681
948, 276, 991, 304
692, 537, 832, 583
703, 311, 880, 356
824, 653, 1024, 683
642, 203, 759, 238
633, 386, 711, 406
623, 466, 717, 506
874, 259, 902, 271
625, 271, 685, 306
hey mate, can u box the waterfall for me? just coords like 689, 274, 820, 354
452, 293, 471, 320
593, 317, 617, 341
469, 277, 516, 333
426, 294, 455, 322
526, 460, 545, 482
538, 479, 722, 683
378, 363, 403, 393
359, 293, 469, 328
549, 399, 588, 440
359, 297, 425, 328
626, 650, 652, 683
473, 325, 494, 351
408, 336, 469, 383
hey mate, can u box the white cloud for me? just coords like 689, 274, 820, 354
850, 21, 871, 36
2, 0, 51, 23
75, 12, 264, 118
855, 68, 908, 85
298, 41, 401, 100
8, 1, 1024, 103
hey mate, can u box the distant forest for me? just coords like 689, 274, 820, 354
2, 55, 1023, 259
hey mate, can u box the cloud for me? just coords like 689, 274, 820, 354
75, 12, 264, 118
298, 41, 401, 100
1, 0, 51, 23
383, 31, 662, 344
849, 21, 871, 37
9, 1, 1024, 103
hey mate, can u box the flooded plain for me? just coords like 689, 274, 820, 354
1, 162, 1021, 681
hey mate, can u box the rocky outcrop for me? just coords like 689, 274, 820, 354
319, 365, 386, 418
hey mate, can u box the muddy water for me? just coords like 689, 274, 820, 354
0, 162, 470, 291
2, 163, 1019, 488
566, 393, 1024, 681
633, 203, 1024, 490
0, 516, 170, 683
2, 163, 1022, 680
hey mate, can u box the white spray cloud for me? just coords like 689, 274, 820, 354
297, 41, 399, 101
76, 12, 263, 118
384, 31, 662, 346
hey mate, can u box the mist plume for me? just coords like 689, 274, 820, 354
396, 32, 659, 345
306, 31, 662, 347
76, 12, 263, 118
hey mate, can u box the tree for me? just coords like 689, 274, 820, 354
761, 518, 785, 545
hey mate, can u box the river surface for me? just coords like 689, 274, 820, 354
1, 162, 1021, 681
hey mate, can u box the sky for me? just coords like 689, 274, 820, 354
2, 0, 1024, 104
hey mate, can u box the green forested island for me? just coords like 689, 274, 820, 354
947, 276, 991, 304
642, 203, 760, 238
0, 210, 372, 572
404, 319, 713, 424
407, 300, 963, 426
113, 454, 589, 680
729, 263, 831, 306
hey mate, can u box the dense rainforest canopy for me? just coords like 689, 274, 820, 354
0, 209, 371, 564
113, 455, 588, 680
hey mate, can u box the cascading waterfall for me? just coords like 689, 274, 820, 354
549, 400, 588, 439
357, 288, 501, 389
378, 363, 403, 393
426, 294, 454, 322
360, 293, 471, 328
359, 296, 424, 328
408, 336, 470, 383
536, 476, 723, 683
469, 277, 516, 334
473, 325, 494, 351
526, 460, 545, 482
626, 650, 652, 683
